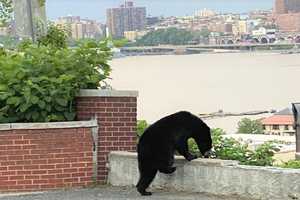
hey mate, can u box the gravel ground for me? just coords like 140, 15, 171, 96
0, 186, 253, 200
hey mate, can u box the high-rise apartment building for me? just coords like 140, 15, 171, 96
274, 0, 300, 32
274, 0, 300, 14
55, 16, 105, 40
275, 0, 287, 14
106, 1, 146, 38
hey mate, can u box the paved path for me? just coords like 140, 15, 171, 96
0, 186, 252, 200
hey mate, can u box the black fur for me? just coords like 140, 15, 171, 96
136, 111, 212, 196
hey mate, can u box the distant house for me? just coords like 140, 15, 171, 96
261, 108, 295, 136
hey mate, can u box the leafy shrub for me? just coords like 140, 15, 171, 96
0, 26, 112, 123
136, 120, 279, 166
137, 120, 149, 137
0, 0, 13, 26
190, 128, 279, 166
280, 160, 300, 169
37, 24, 68, 49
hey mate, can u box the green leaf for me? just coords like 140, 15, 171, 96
16, 71, 25, 79
38, 100, 46, 109
64, 112, 76, 121
55, 105, 65, 112
19, 103, 31, 112
25, 112, 32, 120
32, 111, 40, 121
0, 92, 9, 100
44, 96, 51, 102
45, 104, 51, 112
30, 96, 39, 104
6, 96, 21, 106
55, 98, 68, 107
0, 84, 7, 91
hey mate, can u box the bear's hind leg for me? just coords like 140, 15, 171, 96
136, 168, 157, 196
157, 154, 176, 174
158, 166, 176, 174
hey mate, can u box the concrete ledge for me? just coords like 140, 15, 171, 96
108, 151, 238, 167
108, 151, 300, 200
78, 89, 138, 97
0, 120, 98, 131
296, 153, 300, 160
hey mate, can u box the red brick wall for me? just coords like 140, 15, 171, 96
76, 96, 137, 183
0, 128, 93, 192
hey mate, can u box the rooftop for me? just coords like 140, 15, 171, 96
261, 115, 294, 125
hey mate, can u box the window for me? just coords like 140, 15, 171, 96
284, 125, 289, 130
272, 125, 279, 130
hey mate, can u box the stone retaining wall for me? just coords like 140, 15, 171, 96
108, 151, 300, 200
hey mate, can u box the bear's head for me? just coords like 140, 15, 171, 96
186, 113, 213, 158
193, 124, 213, 157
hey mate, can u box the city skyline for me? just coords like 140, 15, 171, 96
46, 0, 274, 22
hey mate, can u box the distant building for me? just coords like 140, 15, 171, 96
261, 108, 295, 136
275, 0, 288, 14
274, 0, 300, 14
274, 0, 300, 32
146, 17, 160, 26
275, 13, 300, 32
195, 8, 216, 18
106, 1, 146, 38
252, 27, 276, 36
209, 22, 232, 34
238, 20, 248, 34
55, 16, 105, 40
124, 30, 147, 41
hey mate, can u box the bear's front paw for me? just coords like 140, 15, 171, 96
186, 154, 197, 161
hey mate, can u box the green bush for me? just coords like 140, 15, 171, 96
190, 128, 279, 166
0, 27, 112, 123
137, 120, 149, 137
136, 120, 279, 167
37, 24, 68, 49
280, 160, 300, 169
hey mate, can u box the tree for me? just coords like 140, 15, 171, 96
0, 0, 13, 26
237, 118, 264, 134
135, 28, 196, 46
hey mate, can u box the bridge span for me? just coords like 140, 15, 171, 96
121, 43, 300, 55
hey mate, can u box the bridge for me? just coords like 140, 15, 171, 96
121, 43, 300, 55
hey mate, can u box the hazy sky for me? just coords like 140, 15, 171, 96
46, 0, 274, 22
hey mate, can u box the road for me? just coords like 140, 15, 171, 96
0, 186, 253, 200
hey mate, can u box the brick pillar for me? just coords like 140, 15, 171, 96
76, 89, 138, 183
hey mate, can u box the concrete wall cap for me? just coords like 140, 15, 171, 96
109, 151, 239, 166
78, 89, 138, 97
0, 120, 98, 131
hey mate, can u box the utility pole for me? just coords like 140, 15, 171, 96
13, 0, 46, 41
292, 103, 300, 160
26, 0, 35, 41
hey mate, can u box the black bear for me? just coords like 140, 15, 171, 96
136, 111, 213, 196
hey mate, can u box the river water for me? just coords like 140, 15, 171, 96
109, 52, 300, 133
